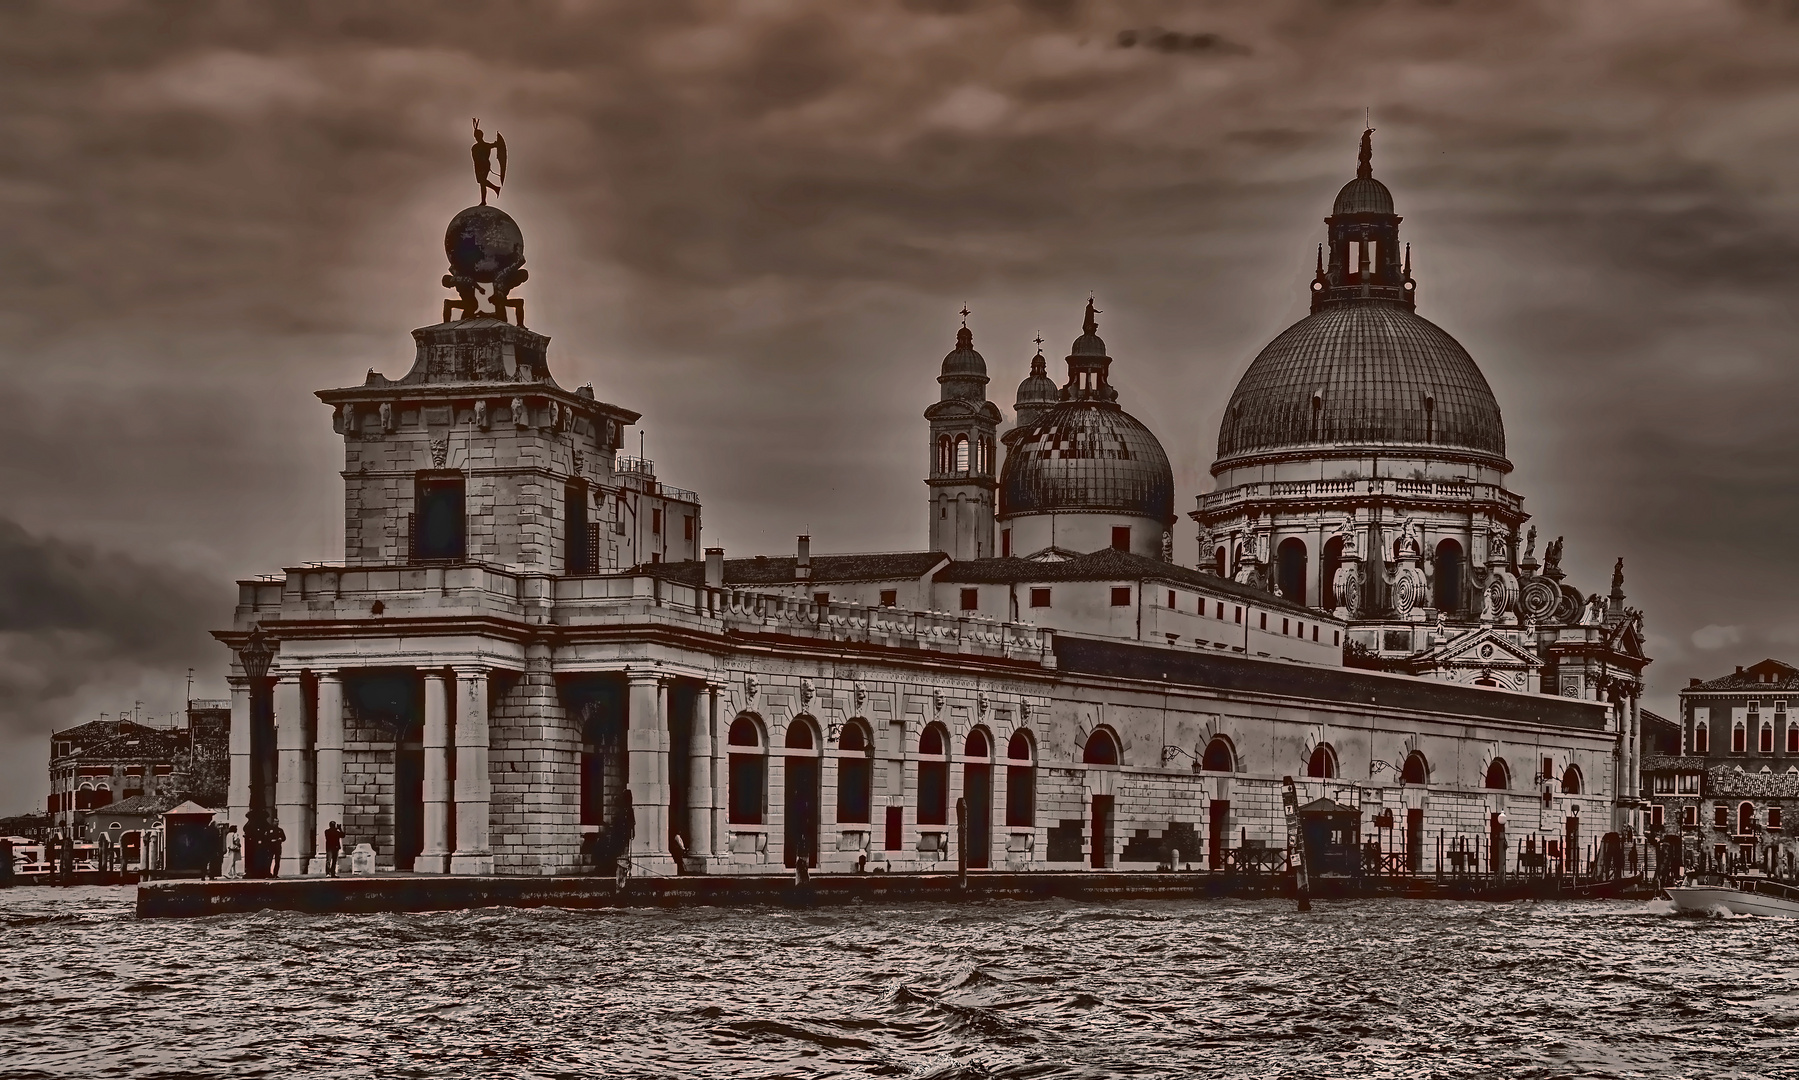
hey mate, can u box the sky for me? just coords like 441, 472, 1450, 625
5, 0, 1799, 811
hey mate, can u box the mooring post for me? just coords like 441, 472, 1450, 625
956, 797, 968, 891
1281, 776, 1311, 913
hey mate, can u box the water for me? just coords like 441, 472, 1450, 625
1, 888, 1795, 1079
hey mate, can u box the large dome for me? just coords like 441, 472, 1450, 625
1217, 300, 1506, 462
1002, 401, 1175, 523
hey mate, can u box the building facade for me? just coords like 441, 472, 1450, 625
214, 144, 1638, 877
1644, 659, 1799, 872
47, 702, 229, 838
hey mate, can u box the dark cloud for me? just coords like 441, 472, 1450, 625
3, 0, 1799, 797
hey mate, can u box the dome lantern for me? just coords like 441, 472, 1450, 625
1311, 128, 1415, 314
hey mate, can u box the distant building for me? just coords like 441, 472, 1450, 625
1645, 659, 1799, 870
47, 702, 230, 839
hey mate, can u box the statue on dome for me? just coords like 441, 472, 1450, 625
472, 119, 507, 205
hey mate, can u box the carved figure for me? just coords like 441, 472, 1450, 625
1544, 535, 1564, 573
430, 438, 448, 469
745, 673, 759, 699
471, 119, 507, 205
512, 396, 528, 428
474, 399, 488, 430
800, 678, 815, 706
1611, 557, 1625, 594
931, 688, 944, 713
1523, 526, 1537, 563
379, 402, 394, 433
1486, 526, 1509, 566
853, 683, 867, 711
1395, 518, 1422, 561
1161, 531, 1173, 562
1580, 592, 1607, 626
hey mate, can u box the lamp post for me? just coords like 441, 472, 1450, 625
234, 626, 279, 817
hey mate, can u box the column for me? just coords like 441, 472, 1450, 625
688, 684, 716, 867
418, 671, 452, 873
708, 685, 727, 859
626, 671, 676, 875
273, 673, 311, 876
451, 666, 493, 875
314, 673, 345, 866
227, 677, 252, 832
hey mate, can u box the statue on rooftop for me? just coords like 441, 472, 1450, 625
471, 119, 507, 206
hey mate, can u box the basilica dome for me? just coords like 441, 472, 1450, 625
1216, 300, 1506, 461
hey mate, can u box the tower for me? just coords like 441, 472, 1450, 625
925, 317, 1001, 560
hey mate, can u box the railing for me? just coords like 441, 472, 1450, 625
616, 456, 654, 476
1198, 478, 1525, 514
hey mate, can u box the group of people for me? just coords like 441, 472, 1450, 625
227, 811, 350, 878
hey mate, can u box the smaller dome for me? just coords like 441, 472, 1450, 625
941, 325, 987, 378
1015, 350, 1058, 406
1001, 402, 1175, 524
1332, 176, 1394, 217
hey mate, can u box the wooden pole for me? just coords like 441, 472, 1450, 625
1281, 777, 1311, 912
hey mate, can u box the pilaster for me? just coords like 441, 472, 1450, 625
314, 673, 345, 863
451, 666, 494, 874
227, 677, 252, 833
626, 671, 676, 876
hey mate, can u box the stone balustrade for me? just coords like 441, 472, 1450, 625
1199, 477, 1524, 514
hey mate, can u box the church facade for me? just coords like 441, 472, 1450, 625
216, 137, 1641, 878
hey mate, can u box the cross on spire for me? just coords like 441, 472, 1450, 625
960, 305, 971, 327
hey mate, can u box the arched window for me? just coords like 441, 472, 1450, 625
93, 785, 112, 808
1276, 538, 1307, 606
1732, 724, 1747, 754
1214, 547, 1227, 578
1305, 744, 1337, 779
937, 436, 952, 474
1484, 758, 1510, 790
917, 723, 949, 826
1401, 751, 1429, 785
1739, 802, 1756, 835
1695, 722, 1709, 754
1434, 539, 1463, 613
785, 722, 814, 750
1561, 764, 1582, 796
1202, 736, 1235, 773
962, 727, 994, 869
1083, 729, 1119, 766
784, 720, 821, 869
836, 722, 872, 824
1006, 730, 1035, 827
727, 716, 765, 826
954, 435, 970, 474
965, 728, 990, 758
1320, 535, 1345, 610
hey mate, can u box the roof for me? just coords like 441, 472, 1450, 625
1216, 300, 1507, 463
1333, 175, 1395, 216
1000, 400, 1175, 524
1298, 797, 1359, 815
163, 801, 218, 818
934, 549, 1329, 620
50, 721, 188, 763
645, 551, 950, 587
88, 794, 176, 817
1687, 658, 1799, 691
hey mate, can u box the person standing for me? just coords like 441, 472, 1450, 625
268, 814, 286, 878
324, 821, 345, 878
225, 825, 242, 879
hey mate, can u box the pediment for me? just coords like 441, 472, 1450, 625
1422, 627, 1541, 669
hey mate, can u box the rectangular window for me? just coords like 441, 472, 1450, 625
1733, 726, 1747, 754
1771, 806, 1784, 830
1167, 590, 1176, 608
651, 508, 663, 534
1216, 602, 1224, 619
1001, 529, 1011, 558
1111, 526, 1130, 551
1542, 757, 1554, 784
413, 475, 466, 561
1030, 587, 1051, 608
1789, 727, 1798, 754
564, 482, 590, 574
1678, 773, 1700, 794
1653, 775, 1675, 794
1111, 587, 1131, 607
1762, 725, 1775, 753
880, 589, 897, 607
1259, 613, 1267, 630
960, 588, 979, 611
813, 591, 829, 606
728, 757, 763, 825
1006, 764, 1035, 827
1682, 805, 1697, 827
1694, 724, 1709, 754
1333, 631, 1340, 646
1313, 625, 1320, 642
1283, 618, 1290, 635
1714, 804, 1729, 828
683, 514, 694, 541
885, 806, 903, 851
837, 756, 872, 824
1652, 804, 1664, 829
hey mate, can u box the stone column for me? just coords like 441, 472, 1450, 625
314, 673, 345, 865
418, 671, 452, 873
273, 673, 311, 876
227, 677, 252, 832
626, 671, 676, 875
687, 684, 716, 867
708, 685, 727, 859
451, 666, 493, 874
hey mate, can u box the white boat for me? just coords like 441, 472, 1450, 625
1666, 875, 1799, 918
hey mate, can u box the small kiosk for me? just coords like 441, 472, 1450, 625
161, 802, 219, 875
1297, 798, 1364, 878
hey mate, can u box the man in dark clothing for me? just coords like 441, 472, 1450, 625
268, 815, 286, 878
324, 821, 345, 877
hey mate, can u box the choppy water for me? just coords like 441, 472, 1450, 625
0, 887, 1795, 1078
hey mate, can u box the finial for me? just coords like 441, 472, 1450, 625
1404, 242, 1411, 275
960, 305, 971, 327
1083, 296, 1100, 336
1316, 243, 1324, 274
1357, 125, 1374, 181
1033, 334, 1044, 352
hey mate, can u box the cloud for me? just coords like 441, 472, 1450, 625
1691, 624, 1745, 651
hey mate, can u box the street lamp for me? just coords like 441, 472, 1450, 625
233, 625, 279, 817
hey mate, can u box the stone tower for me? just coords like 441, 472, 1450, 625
924, 319, 1001, 560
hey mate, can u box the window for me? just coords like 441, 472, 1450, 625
1110, 587, 1131, 607
960, 588, 979, 612
1694, 723, 1709, 754
1006, 730, 1035, 827
1790, 727, 1798, 754
1259, 613, 1267, 630
1401, 752, 1429, 785
1306, 744, 1337, 779
938, 436, 952, 474
1714, 804, 1729, 829
684, 514, 695, 541
917, 724, 949, 826
879, 589, 897, 607
413, 475, 466, 560
1652, 775, 1675, 794
1771, 806, 1784, 830
1234, 606, 1242, 624
1762, 724, 1775, 754
652, 508, 662, 534
836, 724, 872, 824
1083, 729, 1119, 766
1678, 773, 1700, 794
564, 481, 590, 574
1282, 619, 1290, 635
1561, 765, 1582, 796
813, 592, 829, 606
1541, 757, 1555, 784
1739, 802, 1756, 834
1167, 590, 1176, 608
1485, 759, 1511, 790
1651, 805, 1664, 829
1312, 625, 1320, 642
1215, 602, 1224, 619
1001, 529, 1011, 558
1276, 538, 1307, 605
954, 435, 970, 474
727, 717, 765, 825
1202, 736, 1235, 773
1682, 805, 1697, 827
1111, 526, 1130, 551
1030, 587, 1051, 608
1733, 725, 1747, 754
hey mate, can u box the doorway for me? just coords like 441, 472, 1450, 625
784, 721, 820, 869
964, 762, 991, 869
1209, 799, 1229, 870
1091, 794, 1113, 868
394, 744, 423, 871
1406, 807, 1424, 874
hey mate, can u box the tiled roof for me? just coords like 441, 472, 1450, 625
644, 551, 950, 587
1688, 659, 1799, 691
935, 549, 1326, 620
51, 721, 187, 763
87, 794, 176, 816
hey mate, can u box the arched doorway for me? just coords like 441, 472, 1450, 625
1083, 729, 1119, 868
963, 728, 992, 869
1320, 536, 1345, 610
1739, 802, 1756, 836
1005, 730, 1035, 828
917, 723, 949, 829
727, 715, 765, 827
783, 720, 820, 869
1276, 538, 1308, 605
1434, 539, 1463, 613
1305, 743, 1337, 779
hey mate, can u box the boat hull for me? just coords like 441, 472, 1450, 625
1667, 885, 1799, 918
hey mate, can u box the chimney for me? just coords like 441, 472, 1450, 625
704, 547, 724, 588
796, 535, 811, 582
1689, 678, 1702, 688
1737, 666, 1745, 675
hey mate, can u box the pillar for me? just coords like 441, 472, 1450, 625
273, 673, 311, 876
418, 671, 452, 873
227, 677, 252, 833
709, 685, 727, 859
626, 671, 677, 875
314, 673, 345, 865
450, 667, 493, 874
688, 684, 717, 867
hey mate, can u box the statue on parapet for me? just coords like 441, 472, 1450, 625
1543, 535, 1564, 576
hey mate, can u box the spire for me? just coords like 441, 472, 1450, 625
1357, 127, 1374, 180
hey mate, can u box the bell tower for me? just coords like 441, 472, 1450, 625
925, 313, 1001, 560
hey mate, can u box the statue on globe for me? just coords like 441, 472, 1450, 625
441, 127, 530, 323
471, 119, 507, 205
